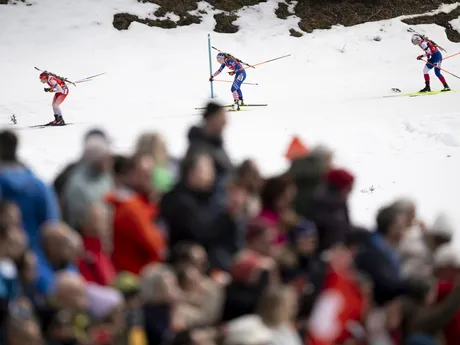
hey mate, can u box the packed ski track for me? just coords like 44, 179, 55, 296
1, 0, 460, 238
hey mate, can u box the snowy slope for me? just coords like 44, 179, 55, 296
1, 0, 460, 236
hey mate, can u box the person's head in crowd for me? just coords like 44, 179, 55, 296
81, 203, 109, 239
287, 219, 318, 257
376, 204, 408, 246
323, 230, 363, 273
54, 272, 88, 311
236, 159, 263, 195
6, 299, 44, 345
0, 130, 18, 163
433, 243, 460, 280
135, 132, 175, 193
81, 202, 111, 252
257, 285, 298, 328
325, 168, 355, 201
391, 198, 417, 228
309, 144, 334, 169
171, 241, 209, 275
112, 154, 130, 188
260, 174, 297, 214
82, 128, 112, 173
424, 212, 453, 252
42, 222, 82, 268
16, 250, 38, 285
140, 263, 182, 305
181, 151, 215, 192
122, 154, 156, 197
245, 218, 277, 257
135, 132, 168, 166
203, 102, 227, 136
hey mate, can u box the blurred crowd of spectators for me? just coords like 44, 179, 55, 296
0, 101, 459, 345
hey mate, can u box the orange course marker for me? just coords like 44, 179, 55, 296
285, 136, 309, 161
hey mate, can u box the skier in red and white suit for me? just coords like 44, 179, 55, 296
39, 72, 68, 125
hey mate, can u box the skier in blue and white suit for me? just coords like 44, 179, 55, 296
209, 53, 246, 111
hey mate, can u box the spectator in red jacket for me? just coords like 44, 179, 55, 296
307, 243, 366, 345
107, 154, 167, 275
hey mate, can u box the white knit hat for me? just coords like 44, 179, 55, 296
433, 244, 460, 268
224, 315, 273, 345
427, 212, 455, 239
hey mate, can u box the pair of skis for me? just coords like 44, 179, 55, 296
384, 89, 456, 98
194, 103, 267, 112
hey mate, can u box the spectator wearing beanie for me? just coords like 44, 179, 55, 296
306, 167, 354, 253
399, 211, 453, 280
53, 129, 109, 207
290, 144, 334, 223
61, 129, 113, 230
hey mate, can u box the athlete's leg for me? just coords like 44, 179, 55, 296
423, 63, 433, 83
52, 93, 67, 117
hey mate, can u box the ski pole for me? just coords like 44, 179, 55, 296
238, 54, 291, 71
213, 79, 258, 86
420, 58, 460, 80
443, 51, 460, 61
73, 72, 106, 84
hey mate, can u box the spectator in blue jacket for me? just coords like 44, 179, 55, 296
0, 130, 60, 253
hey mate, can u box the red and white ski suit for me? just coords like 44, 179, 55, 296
46, 76, 69, 117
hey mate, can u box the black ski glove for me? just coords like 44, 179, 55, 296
44, 87, 52, 92
209, 76, 214, 82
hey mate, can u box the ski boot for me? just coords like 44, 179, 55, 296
419, 82, 431, 93
232, 101, 240, 111
238, 98, 245, 106
47, 114, 66, 126
441, 83, 451, 92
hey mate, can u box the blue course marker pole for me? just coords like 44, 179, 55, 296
208, 33, 214, 98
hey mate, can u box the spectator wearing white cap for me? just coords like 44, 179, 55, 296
223, 314, 273, 345
61, 129, 113, 230
399, 211, 454, 280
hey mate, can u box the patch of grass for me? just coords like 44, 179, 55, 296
403, 7, 460, 42
141, 0, 198, 13
289, 28, 303, 37
142, 0, 201, 26
209, 0, 267, 12
214, 13, 239, 33
154, 7, 168, 17
276, 2, 290, 20
113, 13, 177, 30
115, 0, 460, 42
293, 0, 457, 33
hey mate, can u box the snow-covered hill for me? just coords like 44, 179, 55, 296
1, 0, 460, 236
